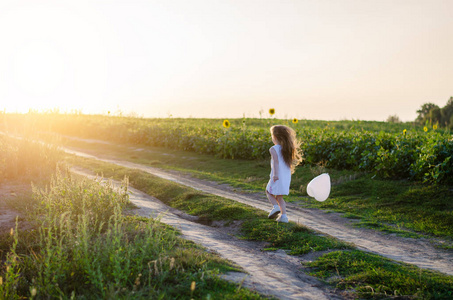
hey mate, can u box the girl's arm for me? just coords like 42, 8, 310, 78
270, 147, 279, 182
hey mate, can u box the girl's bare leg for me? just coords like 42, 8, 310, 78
266, 191, 279, 206
275, 195, 286, 215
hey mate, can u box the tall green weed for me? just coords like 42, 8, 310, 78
0, 134, 62, 183
0, 222, 21, 300
0, 172, 255, 299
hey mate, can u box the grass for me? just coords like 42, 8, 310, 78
1, 112, 421, 137
352, 221, 423, 239
2, 121, 453, 298
241, 219, 346, 255
2, 132, 453, 299
0, 134, 62, 184
0, 171, 266, 299
323, 176, 453, 238
306, 250, 453, 299
60, 137, 453, 241
6, 112, 452, 186
0, 137, 267, 298
65, 154, 352, 256
64, 154, 453, 299
59, 137, 354, 198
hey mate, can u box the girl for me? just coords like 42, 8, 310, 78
266, 125, 302, 223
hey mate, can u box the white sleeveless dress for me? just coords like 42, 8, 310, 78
266, 144, 291, 196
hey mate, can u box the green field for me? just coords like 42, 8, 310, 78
1, 112, 453, 299
0, 135, 265, 299
3, 112, 452, 184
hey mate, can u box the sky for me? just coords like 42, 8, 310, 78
0, 0, 452, 121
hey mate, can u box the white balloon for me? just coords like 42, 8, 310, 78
307, 173, 331, 202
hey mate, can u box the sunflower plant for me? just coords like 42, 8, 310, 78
222, 120, 231, 129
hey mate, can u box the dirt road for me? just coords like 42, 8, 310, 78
72, 167, 344, 300
65, 146, 453, 277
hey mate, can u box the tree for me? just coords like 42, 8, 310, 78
386, 114, 401, 123
429, 107, 442, 125
441, 96, 453, 127
416, 102, 440, 125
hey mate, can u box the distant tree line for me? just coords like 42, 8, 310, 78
416, 96, 453, 128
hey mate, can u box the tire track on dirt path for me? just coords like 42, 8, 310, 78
71, 167, 343, 300
64, 147, 453, 276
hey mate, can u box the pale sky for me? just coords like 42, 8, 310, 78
1, 0, 452, 121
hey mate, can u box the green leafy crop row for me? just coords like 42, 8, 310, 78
2, 113, 452, 184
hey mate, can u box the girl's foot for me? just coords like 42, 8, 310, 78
276, 214, 288, 223
268, 205, 281, 219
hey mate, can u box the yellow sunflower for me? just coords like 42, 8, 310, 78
433, 124, 438, 130
403, 129, 407, 135
269, 108, 275, 116
292, 118, 298, 124
423, 126, 428, 132
223, 119, 231, 128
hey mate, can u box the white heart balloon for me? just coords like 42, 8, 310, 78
307, 173, 331, 202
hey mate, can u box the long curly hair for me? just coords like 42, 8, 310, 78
270, 125, 303, 174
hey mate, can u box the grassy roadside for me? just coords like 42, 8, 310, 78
306, 250, 453, 299
66, 155, 350, 256
0, 137, 267, 299
65, 154, 453, 299
0, 172, 266, 299
61, 138, 453, 242
0, 134, 62, 185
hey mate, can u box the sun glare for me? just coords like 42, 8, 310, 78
11, 41, 66, 110
0, 1, 452, 120
1, 4, 109, 114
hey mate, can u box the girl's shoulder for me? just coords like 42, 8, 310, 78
270, 144, 282, 151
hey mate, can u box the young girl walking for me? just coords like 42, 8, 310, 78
266, 125, 302, 223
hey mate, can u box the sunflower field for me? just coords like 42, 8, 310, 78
1, 112, 452, 184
